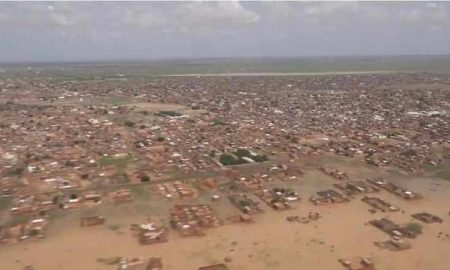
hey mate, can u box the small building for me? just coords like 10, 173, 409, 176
138, 223, 168, 245
339, 256, 375, 270
412, 212, 443, 224
198, 264, 228, 270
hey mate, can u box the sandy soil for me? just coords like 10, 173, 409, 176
1, 157, 449, 270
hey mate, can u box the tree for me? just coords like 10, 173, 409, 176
253, 155, 268, 163
405, 222, 423, 235
52, 195, 59, 204
234, 148, 250, 158
219, 153, 249, 166
219, 153, 237, 166
213, 119, 225, 126
124, 120, 135, 127
157, 111, 182, 117
140, 174, 150, 182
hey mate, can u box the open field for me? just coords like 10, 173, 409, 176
2, 55, 450, 79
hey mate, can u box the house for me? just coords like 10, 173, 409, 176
137, 223, 169, 245
412, 212, 443, 223
198, 264, 228, 270
361, 196, 399, 212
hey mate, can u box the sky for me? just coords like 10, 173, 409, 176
0, 1, 449, 63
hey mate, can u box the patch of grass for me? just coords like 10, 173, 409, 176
124, 120, 136, 127
405, 222, 423, 235
426, 163, 450, 181
156, 110, 183, 117
130, 185, 150, 200
111, 98, 128, 105
3, 216, 28, 227
116, 172, 130, 184
97, 256, 122, 265
213, 119, 226, 126
0, 197, 12, 211
99, 155, 133, 171
234, 148, 267, 162
219, 153, 248, 166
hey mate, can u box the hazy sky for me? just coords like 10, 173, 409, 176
0, 1, 449, 63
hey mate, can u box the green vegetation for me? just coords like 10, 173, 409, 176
5, 166, 24, 176
130, 185, 150, 200
233, 148, 268, 163
99, 155, 133, 171
3, 216, 29, 227
0, 197, 12, 211
218, 149, 268, 166
213, 119, 226, 126
116, 172, 130, 184
4, 56, 450, 80
238, 199, 251, 207
111, 98, 128, 105
156, 110, 182, 117
426, 162, 450, 181
97, 256, 122, 265
273, 187, 297, 197
234, 148, 251, 158
124, 120, 135, 127
219, 153, 248, 166
140, 174, 150, 182
252, 154, 268, 163
405, 222, 423, 235
270, 197, 282, 204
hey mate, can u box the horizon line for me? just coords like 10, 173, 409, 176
1, 54, 450, 66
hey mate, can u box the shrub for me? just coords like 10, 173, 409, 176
140, 174, 150, 182
156, 111, 182, 117
234, 148, 251, 158
124, 120, 135, 127
219, 153, 248, 166
213, 119, 226, 126
405, 222, 423, 235
97, 256, 122, 265
253, 155, 268, 163
219, 153, 236, 166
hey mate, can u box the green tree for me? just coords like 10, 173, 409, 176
405, 222, 423, 235
253, 155, 268, 163
140, 174, 150, 182
219, 153, 236, 166
124, 120, 135, 127
234, 148, 251, 158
